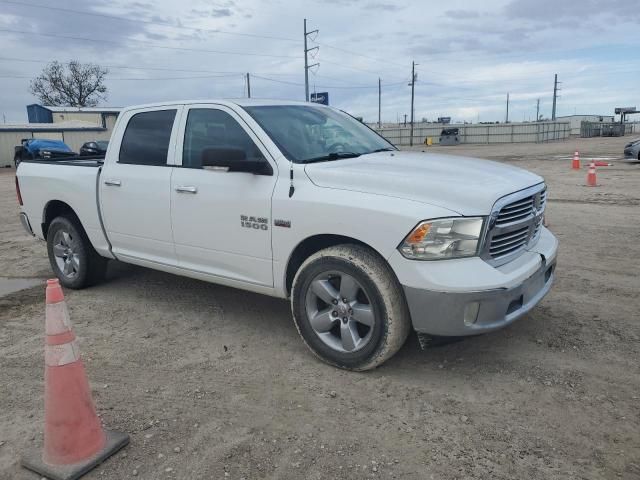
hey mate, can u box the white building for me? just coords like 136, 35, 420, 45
27, 104, 121, 130
0, 105, 122, 167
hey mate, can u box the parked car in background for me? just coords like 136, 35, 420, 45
79, 140, 109, 156
14, 139, 76, 167
623, 138, 640, 161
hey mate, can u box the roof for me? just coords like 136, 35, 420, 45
120, 98, 322, 112
0, 120, 107, 131
41, 105, 122, 113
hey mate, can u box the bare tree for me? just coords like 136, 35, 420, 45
30, 61, 108, 107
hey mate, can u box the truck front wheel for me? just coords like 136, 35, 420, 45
46, 216, 107, 289
291, 244, 411, 371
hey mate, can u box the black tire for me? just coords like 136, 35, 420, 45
46, 216, 107, 289
291, 244, 411, 371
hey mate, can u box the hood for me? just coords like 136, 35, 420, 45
304, 151, 544, 215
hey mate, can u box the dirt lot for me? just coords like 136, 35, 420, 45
1, 137, 639, 480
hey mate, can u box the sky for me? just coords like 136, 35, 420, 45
0, 0, 638, 124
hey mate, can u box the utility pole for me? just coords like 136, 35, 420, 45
404, 114, 407, 126
409, 61, 417, 146
246, 73, 251, 98
536, 98, 540, 122
378, 78, 381, 129
551, 74, 557, 120
505, 92, 510, 123
303, 19, 319, 102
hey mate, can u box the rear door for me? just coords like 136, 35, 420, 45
170, 104, 277, 287
99, 106, 181, 266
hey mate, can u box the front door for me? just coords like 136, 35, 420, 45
170, 105, 277, 287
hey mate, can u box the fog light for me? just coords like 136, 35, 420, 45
463, 302, 480, 326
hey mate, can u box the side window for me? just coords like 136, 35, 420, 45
119, 109, 176, 165
183, 108, 265, 168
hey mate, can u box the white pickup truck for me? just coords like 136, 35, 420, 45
16, 100, 558, 370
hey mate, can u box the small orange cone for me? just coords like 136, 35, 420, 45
586, 161, 597, 187
572, 151, 581, 169
21, 279, 129, 480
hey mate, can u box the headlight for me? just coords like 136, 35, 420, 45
399, 217, 484, 260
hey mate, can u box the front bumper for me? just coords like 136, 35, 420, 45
392, 226, 558, 336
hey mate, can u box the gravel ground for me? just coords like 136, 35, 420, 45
1, 136, 639, 480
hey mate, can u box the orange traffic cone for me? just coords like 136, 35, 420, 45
586, 161, 597, 187
21, 279, 128, 480
572, 151, 581, 169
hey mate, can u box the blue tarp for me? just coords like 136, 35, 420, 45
25, 139, 73, 153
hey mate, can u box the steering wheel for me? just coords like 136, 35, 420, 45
327, 142, 347, 152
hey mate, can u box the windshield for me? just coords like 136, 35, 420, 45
96, 141, 109, 149
243, 105, 395, 163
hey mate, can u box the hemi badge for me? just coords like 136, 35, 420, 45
274, 219, 291, 228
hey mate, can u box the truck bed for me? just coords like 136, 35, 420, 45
16, 159, 112, 257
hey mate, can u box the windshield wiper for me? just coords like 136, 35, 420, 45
301, 152, 362, 163
369, 147, 396, 153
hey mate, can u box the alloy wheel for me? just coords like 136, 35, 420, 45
304, 271, 376, 353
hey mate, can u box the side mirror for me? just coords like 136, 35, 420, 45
201, 147, 272, 175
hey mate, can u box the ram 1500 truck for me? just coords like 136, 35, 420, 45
16, 100, 558, 370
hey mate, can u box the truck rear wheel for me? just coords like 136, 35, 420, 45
46, 216, 107, 289
291, 244, 411, 371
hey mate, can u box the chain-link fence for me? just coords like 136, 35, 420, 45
372, 121, 570, 146
580, 122, 639, 137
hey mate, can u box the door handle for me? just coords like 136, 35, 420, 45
175, 186, 198, 194
104, 179, 121, 187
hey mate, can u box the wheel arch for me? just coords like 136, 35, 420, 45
42, 200, 81, 239
284, 234, 392, 296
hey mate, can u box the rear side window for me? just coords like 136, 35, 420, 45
119, 109, 176, 165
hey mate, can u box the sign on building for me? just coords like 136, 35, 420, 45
437, 116, 451, 124
310, 92, 329, 105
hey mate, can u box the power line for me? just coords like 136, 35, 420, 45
0, 28, 300, 59
0, 0, 299, 43
314, 41, 407, 70
0, 55, 408, 88
251, 74, 406, 90
319, 58, 405, 81
0, 73, 243, 80
0, 68, 406, 88
0, 56, 244, 75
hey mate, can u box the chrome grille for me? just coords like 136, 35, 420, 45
482, 184, 546, 265
489, 226, 529, 257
